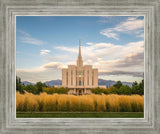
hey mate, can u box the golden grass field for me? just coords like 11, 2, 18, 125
16, 92, 144, 112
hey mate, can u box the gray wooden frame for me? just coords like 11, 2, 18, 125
0, 0, 160, 133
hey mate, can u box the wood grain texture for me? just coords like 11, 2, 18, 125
0, 0, 160, 133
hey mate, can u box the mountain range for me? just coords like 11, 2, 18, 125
22, 79, 133, 87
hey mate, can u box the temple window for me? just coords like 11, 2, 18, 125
79, 81, 81, 86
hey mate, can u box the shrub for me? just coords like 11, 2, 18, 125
68, 95, 81, 111
16, 92, 144, 112
96, 94, 106, 112
16, 92, 25, 111
24, 91, 39, 111
91, 87, 104, 94
105, 94, 120, 112
43, 93, 58, 111
81, 95, 95, 111
57, 94, 69, 111
109, 86, 118, 94
42, 87, 68, 94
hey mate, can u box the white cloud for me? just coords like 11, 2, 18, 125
100, 29, 119, 40
18, 29, 31, 36
55, 46, 77, 53
20, 37, 46, 46
16, 62, 64, 82
40, 49, 51, 56
100, 17, 144, 40
42, 62, 64, 69
115, 17, 143, 31
49, 41, 144, 73
18, 30, 47, 46
97, 52, 144, 72
17, 62, 63, 72
17, 40, 144, 82
86, 42, 93, 45
83, 41, 144, 63
137, 33, 144, 38
99, 71, 143, 77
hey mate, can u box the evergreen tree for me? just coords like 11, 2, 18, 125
132, 79, 144, 95
132, 81, 138, 86
139, 79, 144, 95
16, 76, 24, 93
35, 82, 47, 94
113, 81, 122, 89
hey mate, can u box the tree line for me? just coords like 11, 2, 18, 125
16, 76, 144, 95
91, 80, 144, 95
16, 76, 68, 94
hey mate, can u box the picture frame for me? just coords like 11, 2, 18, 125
0, 0, 160, 133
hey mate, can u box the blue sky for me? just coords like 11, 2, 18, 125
16, 16, 144, 83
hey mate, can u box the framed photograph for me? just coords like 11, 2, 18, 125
0, 0, 160, 134
15, 15, 144, 119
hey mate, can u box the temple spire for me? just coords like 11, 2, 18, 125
77, 39, 83, 67
79, 39, 81, 57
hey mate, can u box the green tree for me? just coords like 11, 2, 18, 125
91, 87, 104, 94
132, 80, 144, 95
103, 88, 110, 94
56, 87, 69, 94
139, 79, 144, 95
139, 80, 144, 89
132, 85, 140, 94
113, 81, 122, 89
16, 76, 18, 91
35, 82, 47, 94
21, 84, 26, 91
119, 85, 132, 95
132, 81, 138, 86
16, 76, 21, 91
25, 85, 38, 94
16, 76, 24, 93
109, 86, 118, 94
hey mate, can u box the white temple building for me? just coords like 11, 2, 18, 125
61, 39, 106, 95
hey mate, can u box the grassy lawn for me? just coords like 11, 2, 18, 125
16, 112, 144, 118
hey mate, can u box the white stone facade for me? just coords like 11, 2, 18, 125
62, 39, 106, 95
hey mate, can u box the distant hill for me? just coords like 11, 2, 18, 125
22, 79, 133, 87
21, 81, 35, 86
98, 79, 133, 88
45, 80, 62, 87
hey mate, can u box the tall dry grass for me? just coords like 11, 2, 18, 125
16, 92, 144, 112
